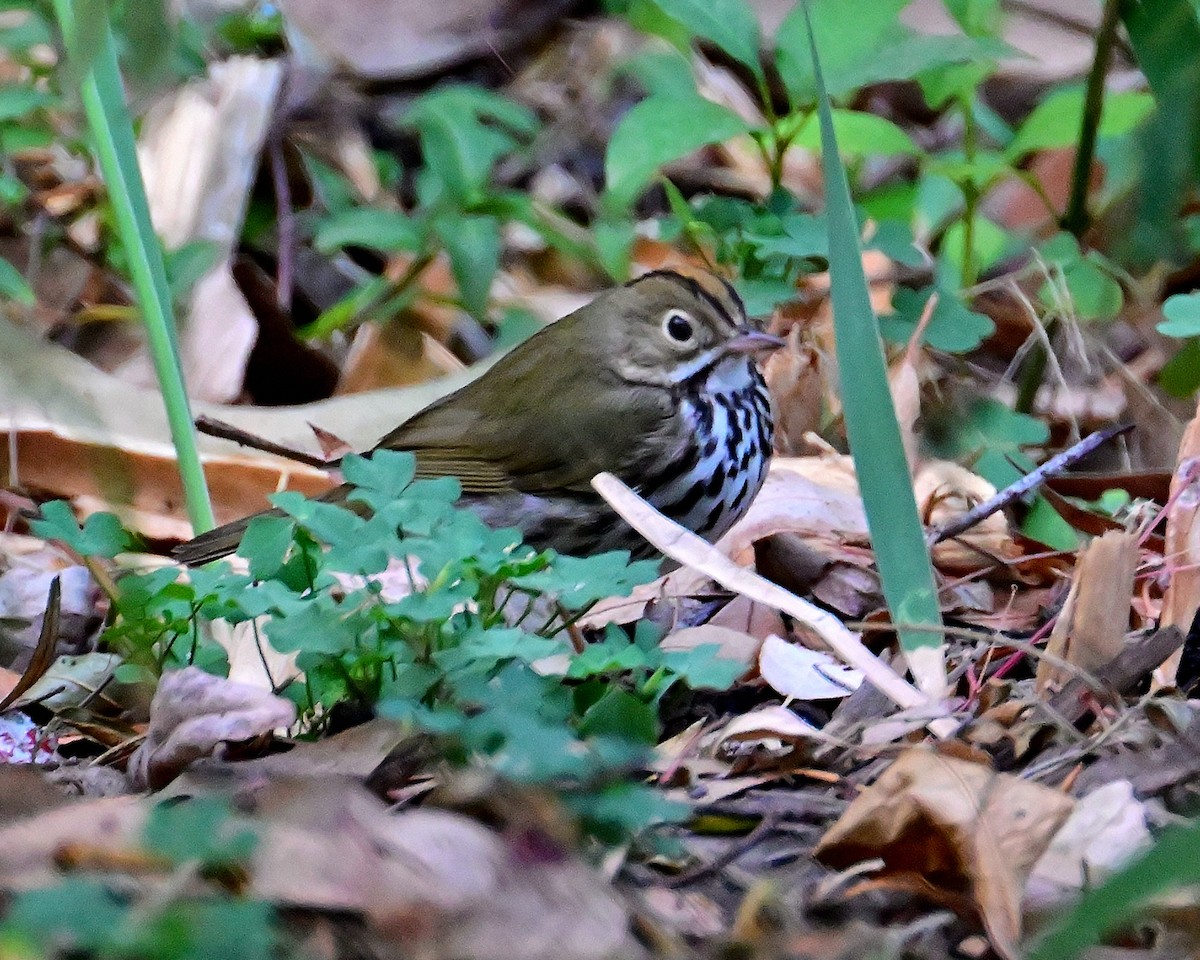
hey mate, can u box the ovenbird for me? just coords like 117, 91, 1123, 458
175, 270, 780, 565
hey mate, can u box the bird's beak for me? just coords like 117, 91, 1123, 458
724, 329, 786, 355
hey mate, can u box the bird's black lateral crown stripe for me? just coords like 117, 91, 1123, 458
628, 270, 745, 332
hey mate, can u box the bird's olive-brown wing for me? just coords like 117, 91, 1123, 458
371, 321, 676, 495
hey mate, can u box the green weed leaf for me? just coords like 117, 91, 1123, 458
0, 255, 34, 305
237, 515, 296, 580
314, 208, 423, 253
1007, 88, 1154, 160
792, 109, 921, 158
605, 94, 750, 208
882, 285, 994, 353
436, 212, 500, 317
31, 502, 135, 557
512, 552, 660, 610
1158, 292, 1200, 337
642, 0, 762, 76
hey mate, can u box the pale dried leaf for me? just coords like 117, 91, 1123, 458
207, 619, 297, 691
128, 667, 296, 789
279, 0, 565, 80
12, 652, 121, 712
0, 315, 473, 536
1025, 780, 1151, 911
130, 58, 283, 402
763, 328, 824, 455
758, 634, 863, 701
715, 705, 829, 749
915, 461, 1020, 571
337, 321, 465, 394
1157, 437, 1200, 687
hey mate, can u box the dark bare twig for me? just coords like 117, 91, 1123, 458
1063, 0, 1124, 237
194, 415, 334, 470
662, 811, 782, 888
927, 424, 1134, 545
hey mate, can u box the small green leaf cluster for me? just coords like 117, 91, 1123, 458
0, 798, 280, 960
0, 1, 61, 305
309, 85, 590, 330
608, 0, 1152, 351
37, 451, 742, 839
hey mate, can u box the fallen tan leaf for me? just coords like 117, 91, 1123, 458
127, 57, 283, 403
763, 327, 824, 455
0, 314, 472, 537
337, 320, 465, 394
915, 461, 1021, 572
1038, 529, 1137, 694
1157, 434, 1200, 688
815, 748, 1074, 960
660, 624, 762, 673
714, 705, 830, 749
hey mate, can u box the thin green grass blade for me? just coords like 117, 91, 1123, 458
800, 1, 945, 695
51, 0, 214, 534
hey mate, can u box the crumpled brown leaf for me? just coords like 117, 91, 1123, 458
815, 748, 1074, 960
128, 667, 296, 790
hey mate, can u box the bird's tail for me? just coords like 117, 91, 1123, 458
171, 512, 273, 566
172, 484, 355, 566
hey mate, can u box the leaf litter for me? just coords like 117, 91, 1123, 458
4, 1, 1200, 958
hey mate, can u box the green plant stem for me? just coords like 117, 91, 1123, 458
51, 0, 215, 534
1062, 0, 1123, 238
958, 93, 981, 288
1014, 317, 1058, 414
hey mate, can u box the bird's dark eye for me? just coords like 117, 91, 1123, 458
663, 311, 696, 344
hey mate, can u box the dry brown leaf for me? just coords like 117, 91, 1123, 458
206, 619, 296, 691
128, 667, 297, 790
815, 748, 1075, 959
660, 624, 762, 674
888, 289, 936, 473
915, 461, 1021, 572
1038, 529, 1137, 694
715, 457, 869, 563
336, 319, 466, 394
714, 705, 832, 752
279, 0, 569, 80
763, 326, 824, 455
706, 594, 789, 641
0, 315, 473, 536
11, 652, 122, 713
126, 57, 283, 403
1156, 413, 1200, 686
0, 777, 637, 960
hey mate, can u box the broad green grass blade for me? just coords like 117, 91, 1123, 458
52, 0, 214, 534
800, 1, 945, 696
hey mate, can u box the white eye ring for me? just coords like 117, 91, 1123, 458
662, 310, 697, 345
